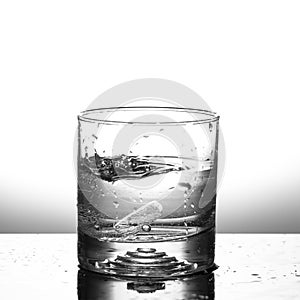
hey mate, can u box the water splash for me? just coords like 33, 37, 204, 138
93, 152, 184, 183
179, 182, 192, 190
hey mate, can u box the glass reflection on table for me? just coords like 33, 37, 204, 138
78, 268, 215, 300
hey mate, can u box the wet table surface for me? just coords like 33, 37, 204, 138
0, 234, 299, 299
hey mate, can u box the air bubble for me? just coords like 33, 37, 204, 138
191, 203, 195, 208
142, 224, 151, 232
94, 224, 100, 230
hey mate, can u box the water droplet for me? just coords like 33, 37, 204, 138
209, 123, 213, 132
113, 201, 119, 208
142, 224, 151, 232
169, 187, 175, 190
94, 224, 100, 230
159, 128, 164, 132
143, 135, 149, 138
102, 150, 105, 154
113, 191, 117, 198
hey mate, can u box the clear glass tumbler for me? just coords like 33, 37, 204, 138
77, 106, 219, 278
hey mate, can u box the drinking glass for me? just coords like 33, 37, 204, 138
77, 106, 219, 278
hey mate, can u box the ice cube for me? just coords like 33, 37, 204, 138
114, 200, 163, 235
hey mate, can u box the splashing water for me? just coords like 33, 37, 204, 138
93, 152, 184, 183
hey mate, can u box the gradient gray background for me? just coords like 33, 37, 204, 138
0, 1, 299, 233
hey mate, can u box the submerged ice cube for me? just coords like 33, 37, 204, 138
114, 200, 163, 236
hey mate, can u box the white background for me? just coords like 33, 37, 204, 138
0, 0, 299, 232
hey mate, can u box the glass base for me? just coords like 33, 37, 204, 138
78, 226, 215, 279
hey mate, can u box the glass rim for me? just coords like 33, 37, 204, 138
78, 106, 220, 125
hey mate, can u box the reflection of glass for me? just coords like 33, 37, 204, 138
77, 269, 215, 300
77, 106, 219, 277
127, 281, 165, 293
